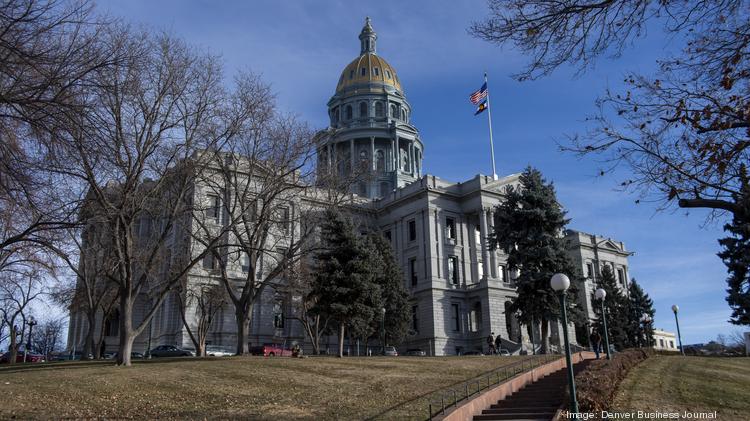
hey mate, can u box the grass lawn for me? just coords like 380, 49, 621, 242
613, 355, 750, 419
0, 355, 539, 420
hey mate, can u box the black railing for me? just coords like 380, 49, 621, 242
426, 354, 560, 420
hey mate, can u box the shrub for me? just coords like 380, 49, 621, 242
574, 348, 655, 413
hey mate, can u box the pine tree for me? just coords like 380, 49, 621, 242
309, 210, 381, 357
718, 173, 750, 326
368, 233, 410, 345
490, 166, 585, 353
626, 279, 655, 347
591, 265, 630, 350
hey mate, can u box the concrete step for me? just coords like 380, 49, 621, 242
487, 406, 560, 412
477, 412, 556, 420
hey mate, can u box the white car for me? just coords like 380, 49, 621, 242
206, 345, 235, 357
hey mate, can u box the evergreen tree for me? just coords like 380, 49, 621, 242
490, 166, 584, 353
309, 210, 381, 357
368, 233, 410, 346
718, 173, 750, 326
626, 279, 655, 347
591, 265, 630, 350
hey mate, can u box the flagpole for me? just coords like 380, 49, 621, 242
484, 72, 498, 180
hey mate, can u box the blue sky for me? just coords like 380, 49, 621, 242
97, 0, 740, 345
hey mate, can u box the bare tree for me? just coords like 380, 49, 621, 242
0, 0, 115, 282
176, 282, 227, 357
0, 269, 44, 364
30, 316, 65, 360
470, 1, 749, 219
47, 25, 263, 366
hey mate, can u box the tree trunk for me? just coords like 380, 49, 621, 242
8, 325, 18, 365
116, 293, 135, 366
540, 318, 550, 354
83, 312, 96, 360
338, 322, 345, 358
235, 304, 253, 355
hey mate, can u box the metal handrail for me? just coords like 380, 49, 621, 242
426, 354, 560, 420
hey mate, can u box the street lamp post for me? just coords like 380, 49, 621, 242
551, 273, 579, 414
640, 314, 652, 348
25, 316, 37, 363
381, 307, 386, 353
672, 305, 684, 355
594, 288, 611, 360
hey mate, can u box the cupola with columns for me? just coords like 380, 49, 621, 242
316, 17, 424, 199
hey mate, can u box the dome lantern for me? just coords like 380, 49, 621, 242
359, 17, 377, 55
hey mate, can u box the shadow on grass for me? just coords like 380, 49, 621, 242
0, 355, 257, 374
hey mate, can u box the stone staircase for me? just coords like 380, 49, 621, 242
472, 359, 592, 421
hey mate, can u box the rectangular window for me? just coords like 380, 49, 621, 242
409, 258, 418, 286
617, 268, 625, 285
246, 200, 258, 222
451, 304, 460, 332
273, 301, 284, 328
448, 256, 459, 285
384, 230, 391, 242
498, 264, 506, 282
278, 207, 290, 234
374, 67, 380, 76
411, 305, 419, 332
202, 252, 216, 270
207, 194, 221, 221
669, 340, 674, 348
586, 263, 594, 278
660, 339, 664, 348
474, 225, 481, 245
478, 261, 484, 279
445, 217, 456, 240
408, 220, 416, 242
241, 253, 250, 273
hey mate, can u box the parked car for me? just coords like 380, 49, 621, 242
382, 346, 398, 356
0, 352, 46, 363
148, 345, 195, 357
205, 345, 234, 357
405, 348, 426, 356
249, 343, 293, 357
113, 352, 144, 360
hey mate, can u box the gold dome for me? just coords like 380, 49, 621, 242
335, 53, 402, 95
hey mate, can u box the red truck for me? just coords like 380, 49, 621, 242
249, 344, 293, 357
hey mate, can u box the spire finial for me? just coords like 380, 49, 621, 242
359, 17, 377, 55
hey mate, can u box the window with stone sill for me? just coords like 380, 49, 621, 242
408, 219, 416, 242
445, 217, 456, 241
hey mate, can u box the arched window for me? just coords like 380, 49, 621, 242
375, 150, 385, 172
401, 109, 406, 120
345, 105, 353, 120
390, 104, 398, 119
375, 102, 384, 117
359, 102, 368, 118
332, 107, 339, 125
359, 149, 368, 162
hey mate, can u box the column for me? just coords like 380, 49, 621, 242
409, 142, 415, 176
370, 137, 376, 171
479, 209, 490, 279
392, 137, 397, 172
488, 210, 498, 279
328, 144, 333, 172
349, 138, 355, 169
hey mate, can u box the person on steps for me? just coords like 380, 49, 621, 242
589, 328, 602, 359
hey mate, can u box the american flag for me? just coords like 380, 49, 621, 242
469, 82, 487, 105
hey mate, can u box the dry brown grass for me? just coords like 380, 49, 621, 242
0, 355, 538, 420
613, 356, 750, 419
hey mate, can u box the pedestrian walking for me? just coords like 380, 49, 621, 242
590, 328, 602, 359
494, 333, 503, 355
486, 332, 496, 355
